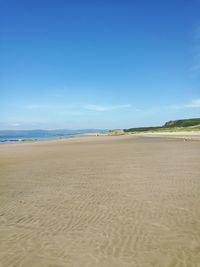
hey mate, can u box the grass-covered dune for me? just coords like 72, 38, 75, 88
164, 118, 200, 127
124, 118, 200, 133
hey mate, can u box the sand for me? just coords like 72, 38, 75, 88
0, 135, 200, 267
137, 131, 200, 141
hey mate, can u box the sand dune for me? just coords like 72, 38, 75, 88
0, 135, 200, 267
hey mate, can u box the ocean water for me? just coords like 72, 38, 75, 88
0, 129, 104, 143
0, 133, 77, 143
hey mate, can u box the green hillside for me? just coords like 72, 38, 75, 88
124, 118, 200, 133
163, 118, 200, 127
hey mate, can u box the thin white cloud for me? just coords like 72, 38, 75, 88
190, 64, 200, 72
24, 103, 77, 111
57, 111, 82, 116
194, 26, 200, 40
84, 104, 131, 111
12, 123, 20, 127
136, 98, 200, 113
167, 98, 200, 110
184, 98, 200, 108
191, 26, 200, 73
25, 104, 51, 109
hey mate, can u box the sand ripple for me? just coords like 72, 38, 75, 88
0, 136, 200, 266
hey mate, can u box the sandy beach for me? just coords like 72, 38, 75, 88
0, 135, 200, 267
137, 131, 200, 141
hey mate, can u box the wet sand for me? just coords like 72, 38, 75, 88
0, 135, 200, 267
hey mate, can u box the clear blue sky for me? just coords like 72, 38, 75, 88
1, 0, 200, 130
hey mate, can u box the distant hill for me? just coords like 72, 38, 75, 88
124, 118, 200, 133
163, 118, 200, 127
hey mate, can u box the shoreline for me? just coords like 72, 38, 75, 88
1, 130, 200, 146
0, 133, 96, 145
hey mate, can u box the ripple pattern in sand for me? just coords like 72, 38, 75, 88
0, 137, 200, 266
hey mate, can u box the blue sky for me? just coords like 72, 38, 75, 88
1, 0, 200, 130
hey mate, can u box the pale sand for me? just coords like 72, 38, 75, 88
137, 131, 200, 141
0, 135, 200, 267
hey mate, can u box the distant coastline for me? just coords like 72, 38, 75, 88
0, 134, 74, 144
0, 129, 106, 143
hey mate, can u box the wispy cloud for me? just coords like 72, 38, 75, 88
11, 123, 20, 127
137, 98, 200, 113
167, 98, 200, 110
57, 111, 82, 116
25, 104, 51, 110
184, 98, 200, 108
191, 26, 200, 73
190, 63, 200, 72
84, 104, 131, 111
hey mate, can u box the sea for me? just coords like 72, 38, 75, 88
0, 129, 103, 143
0, 132, 79, 143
